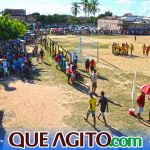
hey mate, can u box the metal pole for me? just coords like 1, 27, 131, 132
80, 36, 82, 53
97, 42, 99, 62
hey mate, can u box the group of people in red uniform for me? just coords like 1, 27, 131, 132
85, 59, 96, 73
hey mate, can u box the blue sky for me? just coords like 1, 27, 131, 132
0, 0, 150, 16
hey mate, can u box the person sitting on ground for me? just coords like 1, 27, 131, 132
85, 58, 90, 73
90, 59, 96, 72
21, 62, 29, 78
97, 91, 108, 126
85, 92, 97, 128
137, 92, 145, 120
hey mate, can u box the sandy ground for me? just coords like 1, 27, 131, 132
0, 78, 70, 130
51, 35, 150, 75
95, 36, 150, 75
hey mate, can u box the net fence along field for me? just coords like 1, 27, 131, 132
50, 35, 150, 76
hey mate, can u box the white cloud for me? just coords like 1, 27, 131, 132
0, 0, 72, 15
116, 0, 132, 3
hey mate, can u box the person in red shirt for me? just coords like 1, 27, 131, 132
54, 54, 59, 69
137, 92, 145, 120
90, 59, 96, 72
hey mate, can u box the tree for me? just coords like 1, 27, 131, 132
71, 2, 81, 17
81, 0, 89, 17
97, 11, 113, 19
87, 2, 93, 17
0, 15, 28, 41
68, 16, 80, 24
87, 16, 96, 24
90, 0, 100, 17
104, 11, 113, 16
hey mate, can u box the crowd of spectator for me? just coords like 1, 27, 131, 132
0, 40, 33, 80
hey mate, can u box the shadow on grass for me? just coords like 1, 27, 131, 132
0, 111, 6, 150
132, 114, 150, 128
107, 125, 127, 137
83, 52, 120, 70
97, 75, 108, 81
74, 81, 90, 95
44, 62, 51, 66
107, 99, 123, 107
84, 118, 102, 132
122, 55, 141, 59
97, 118, 126, 137
78, 69, 109, 81
0, 65, 47, 91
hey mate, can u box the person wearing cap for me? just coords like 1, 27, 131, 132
97, 91, 108, 126
85, 93, 97, 127
137, 92, 145, 120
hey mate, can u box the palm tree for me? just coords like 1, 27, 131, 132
90, 0, 100, 17
87, 3, 93, 17
71, 2, 81, 17
81, 0, 89, 17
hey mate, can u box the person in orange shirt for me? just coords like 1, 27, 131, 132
90, 59, 96, 72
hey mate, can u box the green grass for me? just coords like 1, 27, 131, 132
35, 36, 150, 134
63, 65, 150, 133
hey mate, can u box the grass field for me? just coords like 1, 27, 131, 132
0, 35, 149, 137
50, 35, 150, 75
48, 35, 150, 135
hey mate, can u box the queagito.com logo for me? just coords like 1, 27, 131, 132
8, 131, 143, 149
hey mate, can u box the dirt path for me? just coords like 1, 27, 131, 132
0, 78, 71, 130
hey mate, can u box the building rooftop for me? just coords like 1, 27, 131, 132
4, 9, 26, 16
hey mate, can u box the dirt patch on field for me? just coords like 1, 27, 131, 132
0, 78, 71, 130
